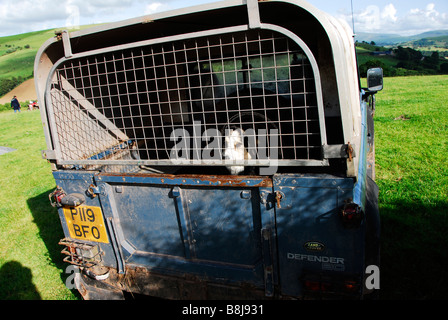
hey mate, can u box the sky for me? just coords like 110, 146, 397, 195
0, 0, 447, 37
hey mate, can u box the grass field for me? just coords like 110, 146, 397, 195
0, 29, 56, 80
0, 25, 99, 81
0, 74, 447, 300
0, 110, 78, 299
373, 75, 448, 299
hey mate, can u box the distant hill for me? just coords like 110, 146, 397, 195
0, 25, 98, 81
0, 79, 37, 104
0, 29, 57, 99
355, 30, 448, 46
0, 29, 56, 80
0, 26, 97, 100
400, 35, 448, 54
355, 40, 448, 77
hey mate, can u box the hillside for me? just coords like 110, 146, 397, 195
400, 35, 448, 58
0, 29, 56, 80
356, 30, 448, 46
0, 29, 56, 99
0, 79, 37, 104
355, 40, 448, 77
0, 26, 98, 99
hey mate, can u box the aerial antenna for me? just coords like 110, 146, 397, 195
350, 0, 356, 35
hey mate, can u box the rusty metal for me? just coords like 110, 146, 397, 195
59, 238, 102, 268
49, 186, 66, 207
87, 264, 269, 300
86, 184, 99, 198
275, 191, 283, 208
347, 142, 354, 162
96, 172, 273, 187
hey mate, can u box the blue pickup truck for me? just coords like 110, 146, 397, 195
35, 0, 382, 299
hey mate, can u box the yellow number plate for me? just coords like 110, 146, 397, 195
63, 205, 109, 243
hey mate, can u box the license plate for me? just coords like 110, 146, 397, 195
63, 205, 109, 243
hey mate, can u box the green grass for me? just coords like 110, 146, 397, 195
0, 110, 78, 300
374, 75, 448, 299
0, 29, 56, 80
0, 25, 100, 81
355, 44, 447, 76
0, 75, 447, 299
357, 53, 398, 69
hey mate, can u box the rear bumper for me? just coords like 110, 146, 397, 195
75, 264, 268, 300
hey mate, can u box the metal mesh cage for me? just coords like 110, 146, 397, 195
49, 29, 322, 168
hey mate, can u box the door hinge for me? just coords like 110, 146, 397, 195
323, 144, 356, 160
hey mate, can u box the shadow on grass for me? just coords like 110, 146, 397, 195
379, 200, 448, 300
0, 261, 41, 299
26, 189, 82, 300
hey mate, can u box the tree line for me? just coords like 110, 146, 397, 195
359, 45, 448, 77
0, 76, 30, 98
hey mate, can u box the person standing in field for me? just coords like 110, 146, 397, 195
11, 96, 21, 113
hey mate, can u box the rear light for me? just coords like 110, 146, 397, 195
340, 200, 364, 228
303, 274, 361, 297
343, 280, 360, 293
49, 186, 66, 207
304, 280, 333, 292
49, 186, 86, 207
304, 280, 320, 291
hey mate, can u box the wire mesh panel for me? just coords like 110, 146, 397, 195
49, 29, 322, 168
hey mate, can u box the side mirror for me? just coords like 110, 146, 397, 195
367, 67, 383, 92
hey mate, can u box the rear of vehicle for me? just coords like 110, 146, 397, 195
35, 0, 381, 299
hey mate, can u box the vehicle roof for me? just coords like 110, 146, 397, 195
35, 0, 362, 176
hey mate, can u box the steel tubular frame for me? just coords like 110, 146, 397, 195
45, 23, 328, 169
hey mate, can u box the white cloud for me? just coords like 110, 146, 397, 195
400, 3, 448, 34
0, 0, 66, 35
0, 0, 162, 36
1, 0, 447, 37
338, 2, 448, 35
357, 5, 381, 31
381, 4, 398, 23
345, 4, 399, 33
145, 3, 166, 14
